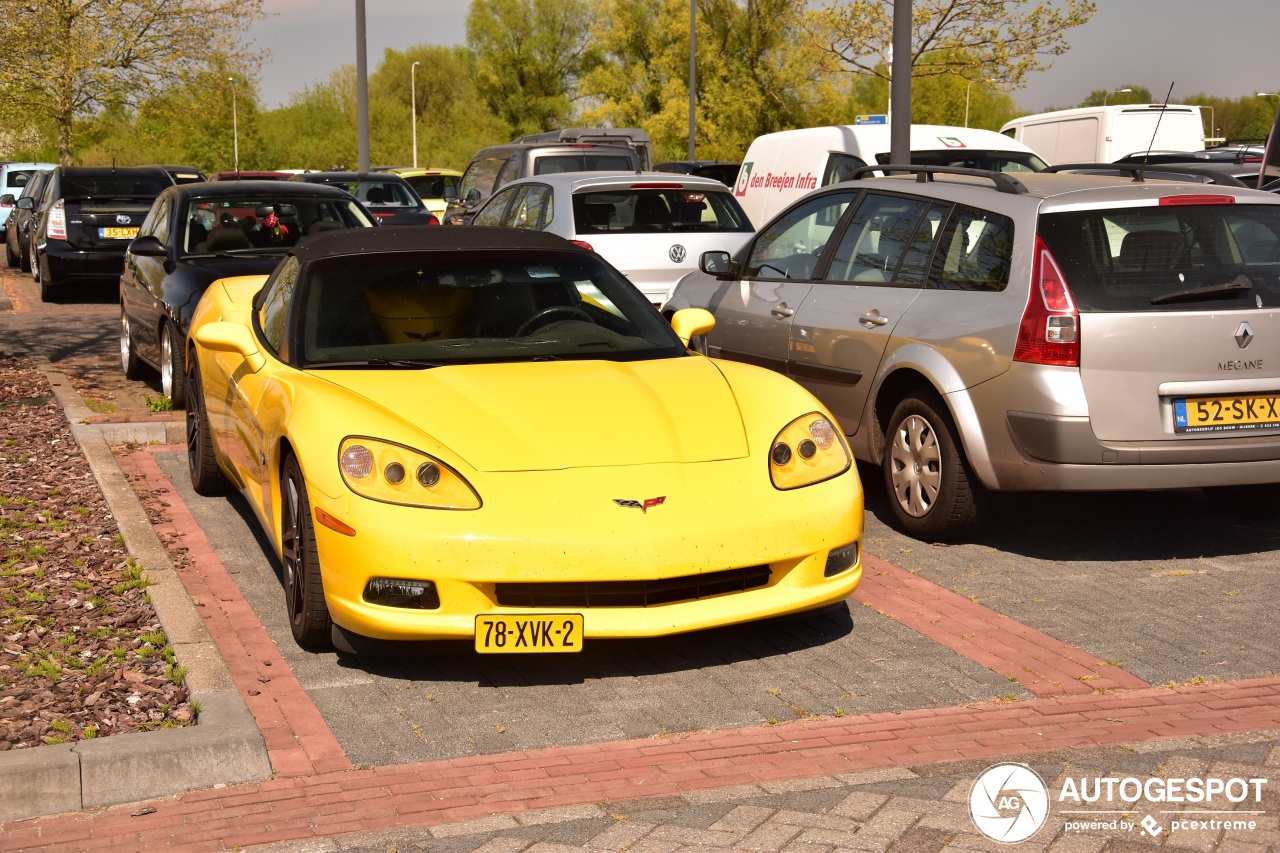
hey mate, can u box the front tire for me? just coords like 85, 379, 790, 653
185, 353, 229, 497
159, 323, 187, 409
882, 393, 988, 542
120, 308, 145, 380
281, 455, 332, 649
5, 235, 17, 268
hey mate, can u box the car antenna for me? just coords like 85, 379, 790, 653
1137, 82, 1176, 183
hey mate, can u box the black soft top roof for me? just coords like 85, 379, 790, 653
292, 225, 576, 261
168, 180, 359, 201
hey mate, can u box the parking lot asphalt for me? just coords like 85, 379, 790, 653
2, 266, 1280, 851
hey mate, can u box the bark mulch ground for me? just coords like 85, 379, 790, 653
0, 353, 193, 750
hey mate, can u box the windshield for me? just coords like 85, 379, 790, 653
181, 196, 374, 255
876, 149, 1049, 173
402, 174, 461, 200
573, 188, 752, 233
300, 249, 687, 366
1038, 202, 1280, 311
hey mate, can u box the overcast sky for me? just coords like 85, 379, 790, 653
246, 0, 1279, 116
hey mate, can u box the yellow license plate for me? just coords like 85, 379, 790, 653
100, 227, 139, 239
474, 614, 583, 653
1175, 394, 1280, 433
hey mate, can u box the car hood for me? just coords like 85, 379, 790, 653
316, 356, 750, 471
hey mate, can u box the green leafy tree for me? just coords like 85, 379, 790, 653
0, 0, 267, 165
807, 0, 1095, 92
367, 46, 509, 170
466, 0, 600, 137
1078, 85, 1152, 107
581, 0, 847, 163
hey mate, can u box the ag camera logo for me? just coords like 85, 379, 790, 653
970, 763, 1050, 842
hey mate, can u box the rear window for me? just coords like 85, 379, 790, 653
1038, 202, 1280, 311
876, 149, 1048, 173
5, 170, 36, 189
534, 154, 636, 175
61, 175, 167, 198
572, 189, 752, 234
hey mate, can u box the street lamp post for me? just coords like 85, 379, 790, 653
1103, 87, 1132, 106
965, 80, 976, 127
411, 61, 421, 168
228, 77, 239, 174
1258, 92, 1280, 101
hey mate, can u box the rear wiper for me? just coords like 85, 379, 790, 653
313, 358, 444, 369
1150, 274, 1252, 305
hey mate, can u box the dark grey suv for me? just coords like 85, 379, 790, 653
666, 166, 1280, 541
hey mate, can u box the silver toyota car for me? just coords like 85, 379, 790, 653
665, 166, 1280, 541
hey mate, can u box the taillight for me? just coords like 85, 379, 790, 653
1014, 236, 1079, 367
570, 239, 594, 251
47, 201, 67, 240
1159, 195, 1235, 206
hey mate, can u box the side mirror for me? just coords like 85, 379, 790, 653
16, 197, 34, 210
669, 307, 716, 347
699, 250, 733, 277
127, 235, 168, 257
443, 185, 458, 202
465, 188, 481, 205
194, 321, 265, 372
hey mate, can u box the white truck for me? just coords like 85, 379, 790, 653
999, 104, 1205, 165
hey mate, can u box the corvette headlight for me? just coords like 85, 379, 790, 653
769, 414, 850, 490
338, 437, 481, 509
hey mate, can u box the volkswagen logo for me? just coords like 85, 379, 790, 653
116, 214, 132, 225
669, 244, 687, 263
1236, 321, 1255, 349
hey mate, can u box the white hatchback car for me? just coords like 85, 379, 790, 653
468, 172, 754, 306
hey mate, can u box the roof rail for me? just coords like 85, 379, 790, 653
1044, 162, 1249, 187
847, 164, 1028, 195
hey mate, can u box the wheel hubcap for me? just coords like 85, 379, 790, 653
160, 332, 173, 397
888, 414, 941, 518
120, 314, 131, 372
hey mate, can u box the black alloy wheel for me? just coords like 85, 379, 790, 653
185, 353, 229, 497
281, 454, 332, 649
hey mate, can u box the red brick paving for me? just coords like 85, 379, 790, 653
852, 554, 1150, 695
4, 444, 1274, 851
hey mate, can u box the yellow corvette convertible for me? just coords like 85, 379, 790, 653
185, 226, 863, 651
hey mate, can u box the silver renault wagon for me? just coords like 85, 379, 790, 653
665, 166, 1280, 541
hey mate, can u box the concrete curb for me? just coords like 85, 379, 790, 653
0, 357, 272, 823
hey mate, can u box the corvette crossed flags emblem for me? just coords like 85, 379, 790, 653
613, 497, 666, 513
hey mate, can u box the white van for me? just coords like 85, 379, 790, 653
732, 124, 1045, 229
1000, 104, 1205, 165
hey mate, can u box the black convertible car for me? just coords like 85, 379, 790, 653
119, 180, 376, 407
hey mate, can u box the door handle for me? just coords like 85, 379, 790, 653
771, 303, 795, 318
859, 312, 889, 327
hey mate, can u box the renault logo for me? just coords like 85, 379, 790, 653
669, 244, 686, 263
1236, 322, 1254, 349
116, 214, 132, 225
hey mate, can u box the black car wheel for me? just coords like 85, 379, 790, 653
882, 392, 989, 542
281, 454, 332, 649
185, 352, 229, 497
18, 235, 29, 272
159, 323, 187, 409
120, 308, 146, 380
5, 234, 16, 268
